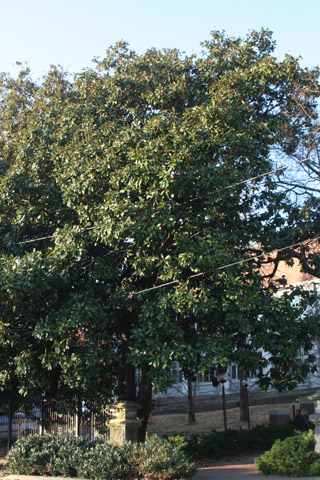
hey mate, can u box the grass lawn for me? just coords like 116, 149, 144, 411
148, 401, 296, 436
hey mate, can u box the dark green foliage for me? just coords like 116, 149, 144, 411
167, 423, 294, 461
6, 433, 62, 475
255, 430, 320, 477
77, 442, 137, 480
6, 433, 195, 479
136, 435, 195, 480
49, 436, 94, 477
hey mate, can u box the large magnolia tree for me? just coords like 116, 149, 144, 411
0, 30, 319, 439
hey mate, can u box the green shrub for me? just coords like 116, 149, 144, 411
255, 430, 320, 477
166, 435, 190, 454
7, 425, 294, 479
6, 433, 61, 475
77, 442, 137, 480
137, 436, 195, 480
50, 436, 94, 477
179, 423, 294, 461
7, 433, 194, 479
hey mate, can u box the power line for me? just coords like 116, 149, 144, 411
17, 154, 317, 246
131, 235, 320, 296
18, 227, 97, 245
129, 272, 204, 295
183, 155, 316, 206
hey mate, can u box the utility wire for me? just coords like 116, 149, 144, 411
19, 227, 97, 245
131, 235, 320, 296
17, 154, 317, 246
12, 155, 320, 297
182, 155, 316, 206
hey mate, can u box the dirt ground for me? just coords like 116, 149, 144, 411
148, 402, 295, 436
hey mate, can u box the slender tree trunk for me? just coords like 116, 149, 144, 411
7, 399, 13, 451
118, 320, 153, 442
187, 378, 197, 424
118, 325, 136, 401
239, 367, 248, 421
118, 360, 136, 401
137, 370, 153, 442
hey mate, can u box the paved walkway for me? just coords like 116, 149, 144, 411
193, 455, 320, 480
1, 477, 82, 480
1, 456, 319, 480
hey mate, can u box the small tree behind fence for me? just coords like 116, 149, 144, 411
0, 397, 109, 449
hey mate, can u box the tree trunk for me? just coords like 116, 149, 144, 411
118, 321, 153, 442
7, 399, 13, 450
137, 370, 153, 442
118, 327, 136, 402
239, 367, 248, 421
187, 377, 197, 424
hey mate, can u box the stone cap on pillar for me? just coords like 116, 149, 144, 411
108, 401, 142, 420
308, 390, 320, 402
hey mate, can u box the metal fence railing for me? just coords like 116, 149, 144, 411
0, 414, 39, 447
0, 399, 109, 449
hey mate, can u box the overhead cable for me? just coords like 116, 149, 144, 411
17, 154, 317, 246
131, 235, 320, 295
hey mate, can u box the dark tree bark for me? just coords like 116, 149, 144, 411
239, 367, 248, 421
137, 370, 153, 442
187, 377, 197, 424
7, 399, 13, 450
118, 321, 136, 402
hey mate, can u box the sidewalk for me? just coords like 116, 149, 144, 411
1, 477, 82, 480
193, 455, 320, 480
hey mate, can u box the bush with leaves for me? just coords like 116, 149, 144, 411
255, 430, 320, 477
77, 442, 137, 480
49, 436, 94, 477
136, 435, 195, 480
6, 433, 195, 479
165, 423, 294, 461
6, 433, 61, 475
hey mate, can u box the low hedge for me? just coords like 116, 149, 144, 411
255, 430, 320, 477
6, 435, 94, 477
7, 433, 195, 480
6, 423, 296, 478
167, 423, 294, 461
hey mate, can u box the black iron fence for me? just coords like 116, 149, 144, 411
0, 399, 109, 449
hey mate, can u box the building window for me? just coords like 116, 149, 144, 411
169, 363, 182, 384
231, 365, 238, 380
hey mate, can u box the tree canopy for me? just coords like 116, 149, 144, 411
0, 30, 319, 435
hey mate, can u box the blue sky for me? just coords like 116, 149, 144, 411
1, 0, 319, 80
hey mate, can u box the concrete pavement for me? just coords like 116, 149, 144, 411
1, 477, 82, 480
193, 455, 320, 480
